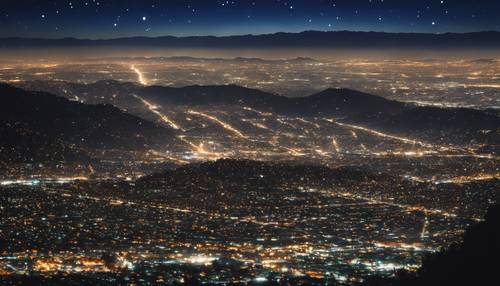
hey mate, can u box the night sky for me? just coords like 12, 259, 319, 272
1, 0, 499, 39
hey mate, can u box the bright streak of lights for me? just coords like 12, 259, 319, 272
243, 106, 273, 116
177, 136, 227, 161
275, 118, 294, 127
433, 173, 500, 184
331, 120, 433, 148
187, 110, 247, 138
184, 255, 218, 265
327, 119, 491, 158
283, 147, 307, 156
351, 131, 358, 139
148, 150, 190, 165
178, 137, 224, 160
331, 137, 342, 153
372, 151, 496, 159
421, 215, 429, 240
0, 177, 88, 186
132, 94, 214, 156
314, 149, 332, 158
132, 94, 182, 130
177, 135, 199, 150
241, 118, 270, 130
307, 186, 480, 221
296, 117, 321, 129
462, 84, 500, 89
333, 190, 472, 220
252, 122, 270, 130
131, 64, 148, 85
192, 142, 225, 159
372, 242, 433, 252
247, 121, 270, 130
44, 188, 272, 226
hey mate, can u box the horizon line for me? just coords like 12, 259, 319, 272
1, 29, 499, 41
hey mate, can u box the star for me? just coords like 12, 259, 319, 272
0, 0, 497, 38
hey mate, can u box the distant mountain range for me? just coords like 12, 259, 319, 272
2, 31, 500, 48
98, 56, 317, 64
19, 80, 500, 145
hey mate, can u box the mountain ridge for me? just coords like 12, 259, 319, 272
2, 30, 500, 48
17, 80, 499, 145
0, 83, 177, 161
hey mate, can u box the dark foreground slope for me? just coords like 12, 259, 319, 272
365, 204, 500, 286
0, 123, 90, 164
0, 84, 175, 164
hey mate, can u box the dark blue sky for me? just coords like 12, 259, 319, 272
1, 0, 499, 38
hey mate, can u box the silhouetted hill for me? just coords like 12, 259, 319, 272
132, 85, 500, 144
0, 123, 90, 164
380, 106, 500, 144
0, 84, 176, 156
296, 88, 407, 120
137, 159, 396, 190
24, 80, 407, 118
133, 159, 495, 221
142, 84, 288, 108
21, 80, 499, 145
20, 80, 140, 109
2, 31, 500, 48
364, 204, 500, 286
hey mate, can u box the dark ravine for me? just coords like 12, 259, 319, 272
1, 31, 500, 48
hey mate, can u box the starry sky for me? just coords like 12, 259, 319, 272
1, 0, 499, 39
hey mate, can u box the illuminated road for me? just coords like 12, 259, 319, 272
242, 119, 270, 130
132, 94, 182, 130
350, 131, 359, 140
331, 137, 342, 153
147, 150, 190, 165
301, 187, 476, 221
187, 110, 247, 139
330, 190, 481, 221
329, 119, 434, 148
243, 106, 273, 117
0, 177, 89, 186
421, 215, 430, 239
433, 173, 500, 184
131, 94, 223, 158
131, 64, 148, 85
325, 119, 496, 160
42, 187, 274, 227
129, 95, 243, 159
296, 117, 321, 129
